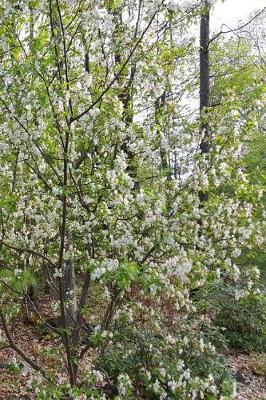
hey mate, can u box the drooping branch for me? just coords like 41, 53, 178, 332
0, 310, 50, 381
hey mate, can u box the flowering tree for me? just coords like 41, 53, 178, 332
0, 0, 265, 398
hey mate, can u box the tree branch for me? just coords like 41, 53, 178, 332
0, 311, 50, 381
208, 7, 266, 46
1, 241, 57, 268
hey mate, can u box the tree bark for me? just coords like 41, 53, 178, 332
200, 0, 210, 152
199, 0, 210, 202
155, 91, 170, 179
63, 259, 77, 330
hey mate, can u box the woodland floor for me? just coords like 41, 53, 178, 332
227, 353, 266, 400
0, 298, 265, 400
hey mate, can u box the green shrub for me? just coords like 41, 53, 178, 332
249, 352, 266, 376
214, 292, 266, 352
197, 281, 266, 352
95, 318, 234, 399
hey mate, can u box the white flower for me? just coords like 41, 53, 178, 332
92, 369, 104, 382
168, 380, 178, 391
231, 248, 241, 258
153, 379, 160, 393
146, 371, 152, 381
105, 259, 119, 272
89, 108, 100, 118
106, 170, 117, 185
201, 174, 209, 187
183, 336, 189, 345
208, 373, 214, 382
225, 258, 231, 266
183, 369, 190, 380
114, 154, 127, 171
166, 334, 176, 345
0, 142, 8, 152
232, 381, 237, 398
21, 362, 32, 376
53, 268, 63, 278
149, 284, 157, 295
232, 264, 240, 281
199, 337, 205, 352
192, 390, 198, 400
52, 187, 61, 196
209, 384, 218, 395
118, 373, 132, 397
65, 90, 71, 101
182, 261, 192, 273
14, 268, 22, 276
167, 1, 180, 12
235, 289, 246, 301
136, 192, 145, 204
91, 267, 105, 281
193, 207, 201, 219
220, 162, 228, 172
176, 359, 184, 371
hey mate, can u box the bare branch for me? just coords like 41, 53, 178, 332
208, 7, 266, 46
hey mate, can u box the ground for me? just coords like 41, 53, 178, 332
0, 300, 265, 399
227, 352, 266, 400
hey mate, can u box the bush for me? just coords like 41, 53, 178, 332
95, 316, 234, 399
197, 280, 266, 353
214, 292, 266, 352
249, 352, 266, 376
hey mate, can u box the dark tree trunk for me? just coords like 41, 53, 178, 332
200, 0, 210, 152
113, 9, 138, 187
63, 258, 77, 330
155, 91, 170, 179
199, 0, 210, 202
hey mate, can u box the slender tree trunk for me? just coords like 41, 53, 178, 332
200, 0, 210, 116
50, 0, 79, 385
57, 147, 77, 385
63, 258, 77, 330
199, 0, 210, 201
113, 8, 138, 188
155, 91, 170, 179
63, 232, 77, 332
